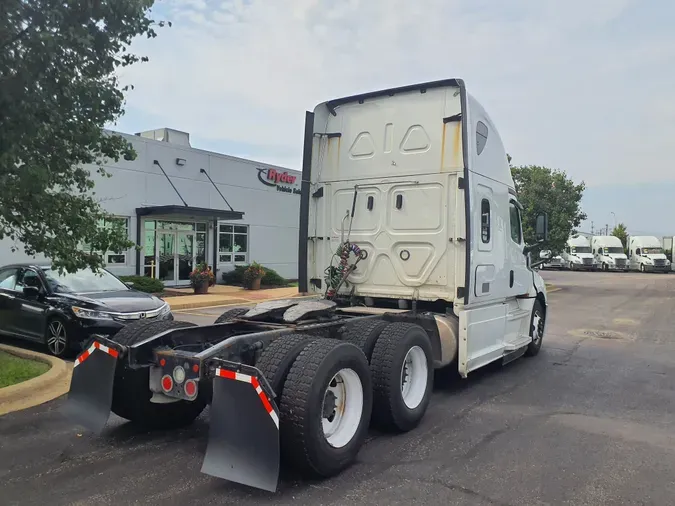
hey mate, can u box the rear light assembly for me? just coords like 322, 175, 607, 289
161, 374, 174, 393
184, 379, 198, 400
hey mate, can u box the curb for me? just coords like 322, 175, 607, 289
169, 293, 318, 311
0, 344, 71, 416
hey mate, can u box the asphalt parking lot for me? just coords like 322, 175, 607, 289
2, 271, 675, 505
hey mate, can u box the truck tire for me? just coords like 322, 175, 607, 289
339, 319, 388, 361
369, 323, 434, 432
214, 307, 249, 324
524, 300, 545, 357
256, 333, 318, 400
110, 320, 208, 430
279, 339, 372, 478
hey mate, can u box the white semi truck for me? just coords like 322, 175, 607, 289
628, 236, 670, 272
561, 235, 595, 270
63, 79, 550, 492
591, 235, 628, 271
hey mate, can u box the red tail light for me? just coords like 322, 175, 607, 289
161, 374, 173, 392
184, 379, 198, 400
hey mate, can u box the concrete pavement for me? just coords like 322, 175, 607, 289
162, 285, 308, 310
2, 270, 675, 504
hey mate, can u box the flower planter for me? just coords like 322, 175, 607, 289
250, 277, 262, 291
193, 280, 209, 294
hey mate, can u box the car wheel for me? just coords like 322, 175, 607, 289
640, 264, 645, 272
45, 317, 70, 357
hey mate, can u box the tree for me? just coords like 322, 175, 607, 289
510, 162, 586, 257
1, 0, 167, 272
611, 223, 628, 249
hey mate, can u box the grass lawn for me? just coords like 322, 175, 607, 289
0, 351, 50, 389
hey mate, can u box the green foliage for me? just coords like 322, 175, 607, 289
243, 261, 266, 288
0, 0, 168, 273
510, 163, 586, 256
611, 223, 628, 249
119, 275, 164, 293
221, 265, 289, 287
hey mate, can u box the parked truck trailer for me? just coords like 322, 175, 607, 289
63, 79, 550, 492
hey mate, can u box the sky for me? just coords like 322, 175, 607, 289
111, 0, 675, 238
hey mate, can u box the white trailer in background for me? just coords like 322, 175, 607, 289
628, 236, 670, 273
561, 235, 595, 270
591, 235, 628, 272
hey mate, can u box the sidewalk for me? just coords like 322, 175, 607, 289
162, 285, 312, 310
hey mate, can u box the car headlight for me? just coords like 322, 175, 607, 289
158, 302, 171, 316
608, 259, 615, 264
72, 306, 113, 320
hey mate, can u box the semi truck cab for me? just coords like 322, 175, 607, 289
561, 235, 594, 270
629, 236, 670, 272
591, 235, 628, 272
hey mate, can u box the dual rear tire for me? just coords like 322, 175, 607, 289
257, 321, 433, 478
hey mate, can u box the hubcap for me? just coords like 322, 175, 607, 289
532, 311, 544, 345
47, 321, 67, 355
400, 345, 428, 409
321, 368, 364, 448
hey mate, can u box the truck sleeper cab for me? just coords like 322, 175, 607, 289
628, 236, 670, 272
63, 79, 550, 494
591, 235, 628, 272
561, 235, 595, 270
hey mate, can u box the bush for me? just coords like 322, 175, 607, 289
119, 275, 165, 294
221, 264, 289, 287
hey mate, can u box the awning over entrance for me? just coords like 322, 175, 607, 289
136, 205, 244, 221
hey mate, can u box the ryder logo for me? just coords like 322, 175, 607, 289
257, 168, 301, 195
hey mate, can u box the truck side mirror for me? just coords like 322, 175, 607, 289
535, 213, 549, 242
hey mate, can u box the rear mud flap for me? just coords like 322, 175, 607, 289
61, 342, 119, 433
201, 366, 280, 492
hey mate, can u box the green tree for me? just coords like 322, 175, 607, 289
1, 0, 167, 272
611, 223, 628, 249
510, 162, 586, 256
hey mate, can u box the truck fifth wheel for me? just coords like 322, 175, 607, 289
63, 78, 551, 492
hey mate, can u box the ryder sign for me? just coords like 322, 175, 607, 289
257, 168, 301, 195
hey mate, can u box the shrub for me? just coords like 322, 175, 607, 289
243, 262, 266, 289
119, 275, 164, 294
221, 264, 289, 287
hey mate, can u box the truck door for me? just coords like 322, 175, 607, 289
506, 199, 530, 295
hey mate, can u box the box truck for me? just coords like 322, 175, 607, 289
63, 79, 550, 492
628, 236, 670, 272
591, 235, 628, 271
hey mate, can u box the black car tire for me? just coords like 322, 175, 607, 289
110, 320, 208, 430
44, 316, 71, 358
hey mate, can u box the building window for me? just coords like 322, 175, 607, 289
81, 216, 130, 265
218, 224, 249, 264
476, 121, 488, 155
480, 199, 490, 243
509, 201, 522, 244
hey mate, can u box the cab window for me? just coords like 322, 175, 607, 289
509, 201, 522, 244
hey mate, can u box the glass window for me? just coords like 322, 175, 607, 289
476, 121, 489, 155
196, 232, 207, 264
145, 220, 156, 230
0, 268, 18, 290
15, 269, 44, 292
81, 216, 130, 265
196, 222, 207, 232
480, 199, 490, 243
41, 267, 128, 293
509, 202, 522, 244
218, 223, 249, 264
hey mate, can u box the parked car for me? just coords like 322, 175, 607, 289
0, 263, 173, 357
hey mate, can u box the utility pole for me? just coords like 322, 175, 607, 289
605, 224, 609, 235
591, 221, 594, 235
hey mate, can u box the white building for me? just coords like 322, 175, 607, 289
0, 128, 301, 287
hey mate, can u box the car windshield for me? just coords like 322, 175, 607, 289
572, 247, 591, 253
642, 247, 663, 254
606, 247, 624, 254
41, 267, 129, 293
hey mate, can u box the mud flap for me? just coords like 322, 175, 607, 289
201, 365, 280, 492
61, 342, 119, 434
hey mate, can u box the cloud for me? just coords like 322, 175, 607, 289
114, 0, 675, 186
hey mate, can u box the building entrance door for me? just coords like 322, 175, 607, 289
156, 230, 196, 286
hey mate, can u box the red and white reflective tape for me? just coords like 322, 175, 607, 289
74, 341, 119, 368
214, 368, 279, 428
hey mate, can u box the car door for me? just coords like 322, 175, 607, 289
507, 199, 531, 294
13, 268, 50, 341
0, 267, 22, 335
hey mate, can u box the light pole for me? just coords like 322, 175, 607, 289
611, 212, 616, 230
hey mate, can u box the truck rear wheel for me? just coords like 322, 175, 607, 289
339, 319, 388, 361
110, 320, 208, 430
214, 307, 249, 323
369, 323, 433, 432
279, 339, 372, 477
256, 333, 318, 400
